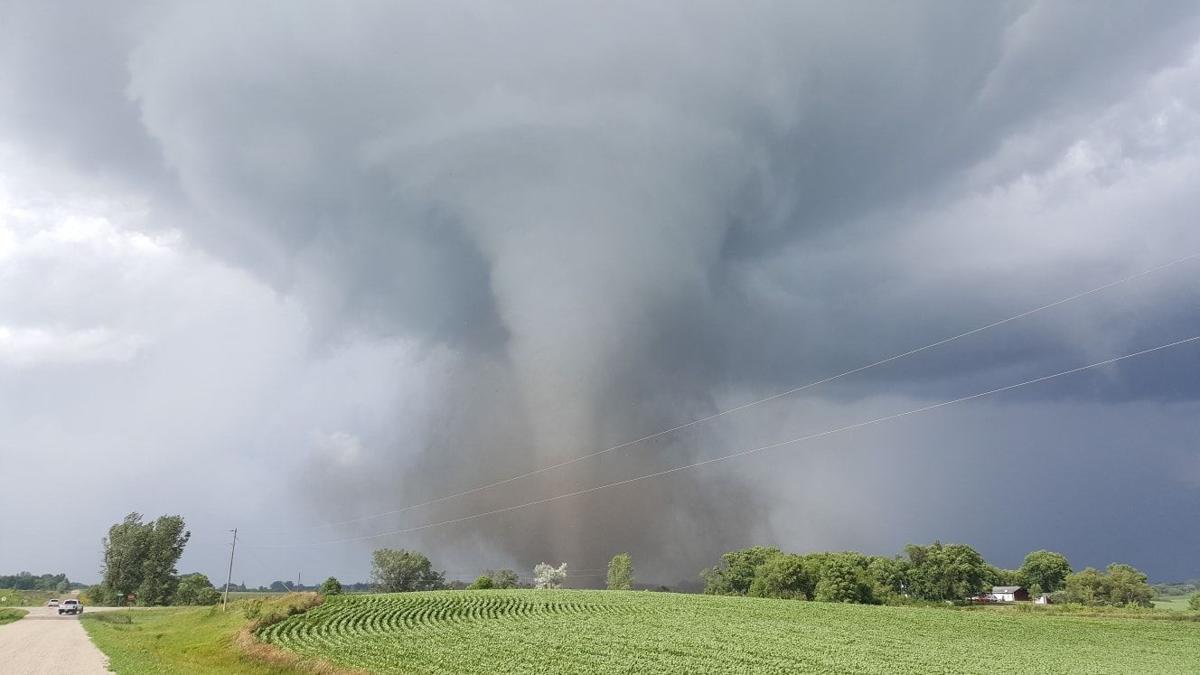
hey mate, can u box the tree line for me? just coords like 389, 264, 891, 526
0, 572, 77, 592
700, 541, 1155, 607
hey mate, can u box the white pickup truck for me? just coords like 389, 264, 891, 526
57, 599, 83, 615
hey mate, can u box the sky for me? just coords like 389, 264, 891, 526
1, 1, 1198, 587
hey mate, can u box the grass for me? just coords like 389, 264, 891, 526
259, 590, 1200, 674
1154, 595, 1195, 612
81, 594, 348, 674
0, 608, 28, 625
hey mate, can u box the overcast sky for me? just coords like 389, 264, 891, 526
1, 1, 1198, 587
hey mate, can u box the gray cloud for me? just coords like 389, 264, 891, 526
2, 1, 1199, 583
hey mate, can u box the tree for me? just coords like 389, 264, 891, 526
607, 553, 633, 591
269, 580, 290, 593
468, 575, 494, 590
903, 542, 989, 601
1103, 564, 1153, 608
371, 549, 444, 592
173, 573, 220, 605
533, 563, 567, 589
1188, 593, 1200, 611
137, 515, 190, 605
1019, 550, 1072, 594
487, 569, 519, 589
98, 513, 191, 606
748, 554, 813, 600
701, 546, 782, 595
814, 557, 876, 604
1062, 563, 1153, 607
866, 556, 911, 600
319, 577, 343, 595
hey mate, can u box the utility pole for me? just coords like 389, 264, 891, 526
222, 528, 238, 612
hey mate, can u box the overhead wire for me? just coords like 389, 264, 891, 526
247, 252, 1200, 537
244, 332, 1200, 548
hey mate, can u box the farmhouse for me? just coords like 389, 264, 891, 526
991, 586, 1030, 602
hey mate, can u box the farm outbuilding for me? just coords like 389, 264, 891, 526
991, 586, 1030, 602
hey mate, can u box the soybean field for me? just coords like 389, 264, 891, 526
259, 590, 1200, 674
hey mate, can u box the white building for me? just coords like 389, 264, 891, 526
990, 586, 1029, 602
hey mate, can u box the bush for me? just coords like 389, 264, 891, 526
1189, 593, 1200, 612
468, 575, 494, 590
319, 577, 343, 595
173, 573, 220, 605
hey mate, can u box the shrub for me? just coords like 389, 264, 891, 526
319, 577, 343, 595
173, 573, 221, 605
468, 575, 494, 590
1188, 593, 1200, 612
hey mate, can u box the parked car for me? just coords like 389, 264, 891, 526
58, 599, 83, 615
47, 599, 60, 607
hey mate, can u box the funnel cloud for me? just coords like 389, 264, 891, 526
1, 2, 1199, 585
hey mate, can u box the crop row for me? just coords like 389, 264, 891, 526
260, 589, 1200, 674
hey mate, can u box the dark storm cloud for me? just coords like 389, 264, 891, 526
2, 1, 1199, 581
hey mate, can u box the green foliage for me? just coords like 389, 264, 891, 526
813, 557, 876, 604
487, 569, 519, 589
259, 590, 1200, 674
1189, 593, 1200, 612
1019, 550, 1072, 593
748, 554, 813, 600
468, 575, 494, 590
0, 608, 27, 625
903, 542, 990, 601
606, 553, 633, 591
99, 512, 191, 606
173, 573, 221, 606
0, 572, 70, 591
319, 577, 343, 595
1063, 564, 1154, 607
371, 549, 445, 592
701, 546, 781, 595
82, 600, 319, 674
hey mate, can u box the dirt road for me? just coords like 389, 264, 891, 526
0, 606, 110, 674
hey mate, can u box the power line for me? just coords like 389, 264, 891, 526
247, 252, 1199, 537
245, 333, 1200, 548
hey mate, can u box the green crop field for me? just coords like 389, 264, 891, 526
1154, 595, 1194, 612
259, 590, 1200, 674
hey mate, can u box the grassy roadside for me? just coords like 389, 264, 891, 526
0, 608, 28, 625
80, 594, 351, 674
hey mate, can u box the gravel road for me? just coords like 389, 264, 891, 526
0, 606, 111, 674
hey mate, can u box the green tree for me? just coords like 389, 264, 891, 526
866, 556, 911, 600
1062, 564, 1153, 607
468, 575, 494, 590
1188, 593, 1200, 611
98, 513, 191, 606
136, 515, 190, 605
371, 549, 444, 592
1103, 563, 1153, 607
1019, 550, 1072, 593
173, 573, 220, 605
607, 553, 634, 590
814, 557, 876, 604
701, 546, 782, 595
903, 542, 989, 601
748, 554, 814, 600
487, 569, 519, 589
319, 577, 343, 595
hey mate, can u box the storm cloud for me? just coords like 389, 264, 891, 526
2, 1, 1199, 584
